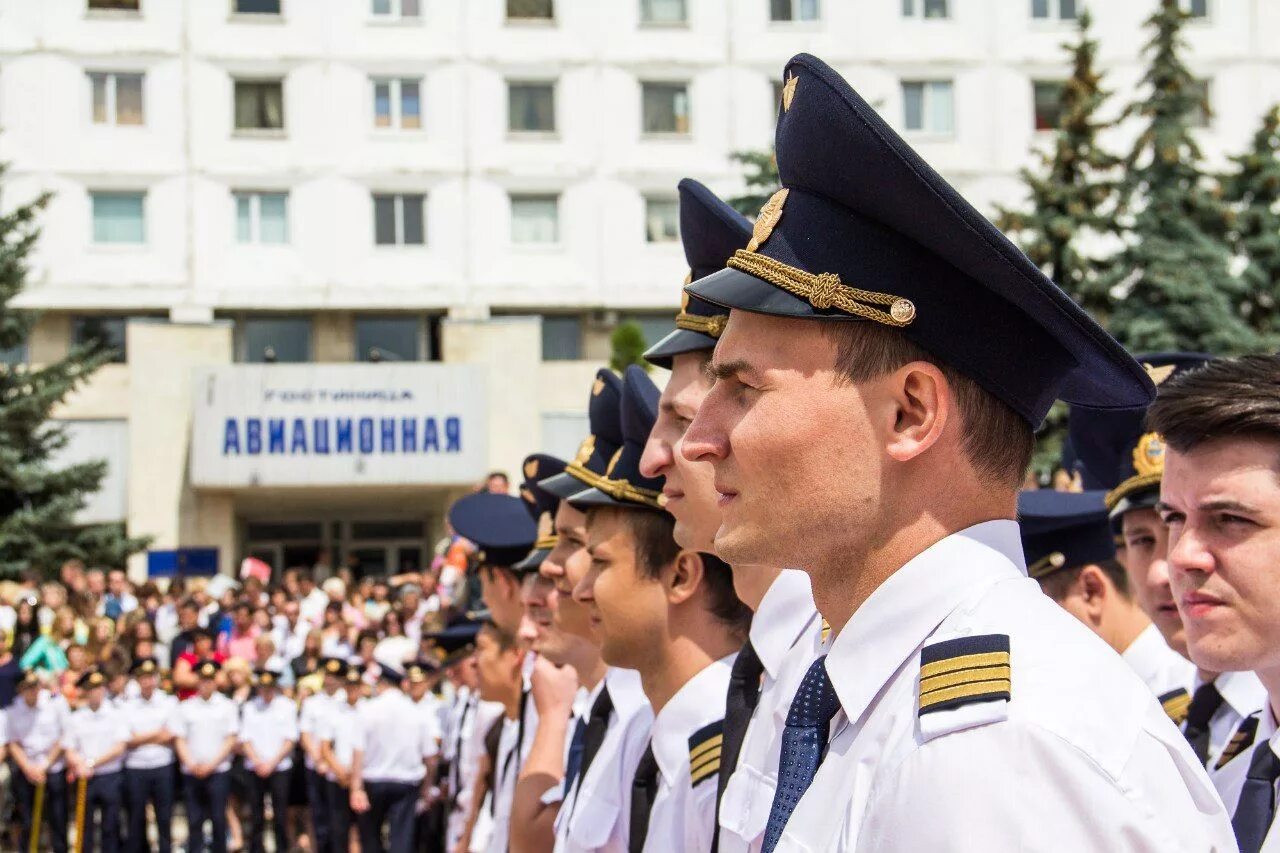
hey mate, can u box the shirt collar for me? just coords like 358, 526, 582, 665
1121, 623, 1176, 673
604, 666, 648, 717
750, 570, 819, 681
826, 519, 1025, 727
572, 686, 591, 720
1215, 670, 1270, 721
650, 653, 735, 784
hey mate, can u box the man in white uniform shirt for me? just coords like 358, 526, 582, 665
123, 657, 179, 853
1147, 354, 1280, 852
350, 665, 440, 853
321, 664, 366, 853
299, 656, 343, 853
63, 668, 130, 853
240, 669, 298, 853
7, 670, 70, 853
636, 178, 824, 853
680, 54, 1232, 851
174, 659, 239, 853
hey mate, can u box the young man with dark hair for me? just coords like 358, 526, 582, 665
174, 660, 239, 853
123, 657, 178, 853
574, 365, 750, 852
639, 178, 823, 853
320, 663, 366, 853
7, 671, 70, 853
239, 669, 298, 853
298, 656, 344, 853
63, 668, 129, 853
1149, 353, 1280, 851
473, 620, 529, 853
680, 54, 1231, 849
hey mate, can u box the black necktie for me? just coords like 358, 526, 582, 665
628, 744, 659, 853
1232, 741, 1280, 853
1183, 682, 1225, 765
712, 642, 764, 852
577, 686, 614, 787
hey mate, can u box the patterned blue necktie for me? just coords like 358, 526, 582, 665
1232, 741, 1280, 853
562, 715, 589, 796
762, 655, 841, 853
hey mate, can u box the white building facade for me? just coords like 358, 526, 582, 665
0, 0, 1276, 579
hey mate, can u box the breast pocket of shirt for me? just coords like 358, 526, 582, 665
720, 765, 775, 845
567, 789, 621, 850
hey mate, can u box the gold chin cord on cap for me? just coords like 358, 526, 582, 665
728, 250, 917, 328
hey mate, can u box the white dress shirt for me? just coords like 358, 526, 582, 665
1122, 622, 1197, 700
298, 690, 335, 771
174, 692, 239, 774
63, 702, 130, 775
718, 570, 823, 853
1194, 670, 1269, 771
448, 698, 504, 849
240, 693, 299, 773
769, 520, 1235, 852
553, 667, 654, 853
356, 686, 439, 784
486, 714, 523, 853
640, 653, 734, 853
6, 691, 69, 772
124, 689, 179, 770
1213, 703, 1279, 851
321, 696, 365, 781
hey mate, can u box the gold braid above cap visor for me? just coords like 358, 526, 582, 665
1105, 472, 1163, 512
675, 311, 728, 338
592, 476, 665, 510
534, 535, 558, 550
726, 250, 917, 328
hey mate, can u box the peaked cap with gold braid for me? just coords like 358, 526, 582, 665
685, 53, 1155, 428
539, 368, 625, 500
569, 365, 666, 512
644, 179, 753, 369
513, 452, 567, 574
1016, 489, 1115, 580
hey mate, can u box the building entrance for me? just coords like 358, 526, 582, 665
243, 517, 431, 580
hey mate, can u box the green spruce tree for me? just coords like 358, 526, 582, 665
609, 321, 650, 374
0, 166, 148, 578
1100, 0, 1258, 355
1223, 105, 1280, 348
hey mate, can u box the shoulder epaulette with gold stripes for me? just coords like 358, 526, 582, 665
918, 634, 1011, 716
1159, 688, 1191, 726
1214, 713, 1261, 770
688, 719, 724, 787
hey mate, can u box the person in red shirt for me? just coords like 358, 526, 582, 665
173, 629, 227, 700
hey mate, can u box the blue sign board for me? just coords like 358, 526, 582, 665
148, 547, 219, 577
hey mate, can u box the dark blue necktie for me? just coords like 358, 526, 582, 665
762, 655, 840, 853
562, 715, 588, 795
1232, 741, 1280, 853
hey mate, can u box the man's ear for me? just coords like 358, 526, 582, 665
665, 551, 705, 606
883, 361, 949, 464
1077, 565, 1109, 621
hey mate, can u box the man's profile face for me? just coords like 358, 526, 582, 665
541, 501, 596, 643
640, 351, 721, 553
579, 511, 668, 671
475, 630, 519, 704
522, 572, 570, 663
1161, 439, 1280, 675
480, 568, 524, 635
683, 310, 883, 570
1119, 508, 1186, 656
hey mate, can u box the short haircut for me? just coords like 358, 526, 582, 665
821, 322, 1034, 489
479, 619, 518, 652
179, 597, 200, 612
586, 507, 681, 581
1147, 354, 1280, 454
1036, 558, 1130, 602
699, 553, 753, 635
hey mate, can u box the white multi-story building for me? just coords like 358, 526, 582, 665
0, 0, 1276, 579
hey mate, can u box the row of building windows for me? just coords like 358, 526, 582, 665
82, 0, 1213, 25
0, 312, 666, 366
86, 190, 681, 247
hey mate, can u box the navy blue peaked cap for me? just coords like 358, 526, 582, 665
1018, 489, 1116, 579
686, 54, 1154, 428
570, 365, 665, 512
448, 492, 537, 569
426, 619, 483, 665
540, 369, 625, 499
644, 179, 753, 369
1067, 353, 1212, 521
514, 453, 567, 573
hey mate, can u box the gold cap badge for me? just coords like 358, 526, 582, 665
1133, 433, 1165, 478
781, 73, 798, 112
746, 188, 789, 254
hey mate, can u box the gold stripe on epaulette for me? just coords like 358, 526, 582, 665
689, 733, 723, 764
919, 651, 1010, 681
690, 751, 721, 785
1162, 694, 1192, 725
919, 679, 1012, 712
821, 619, 831, 643
920, 665, 1011, 696
1214, 721, 1260, 770
674, 312, 728, 338
726, 250, 916, 328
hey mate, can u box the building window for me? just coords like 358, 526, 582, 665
620, 314, 670, 348
902, 0, 948, 18
644, 197, 679, 243
508, 82, 556, 133
89, 72, 144, 126
507, 0, 553, 21
72, 316, 128, 363
641, 82, 690, 135
1033, 81, 1064, 131
240, 316, 311, 363
770, 0, 819, 22
234, 80, 285, 131
1180, 0, 1208, 18
355, 316, 422, 362
87, 0, 139, 11
373, 78, 422, 130
511, 195, 560, 244
234, 0, 281, 14
91, 192, 145, 244
541, 316, 582, 360
902, 80, 954, 134
235, 192, 289, 244
640, 0, 687, 25
0, 342, 26, 366
1030, 0, 1076, 20
373, 193, 425, 245
371, 0, 420, 18
1189, 79, 1211, 127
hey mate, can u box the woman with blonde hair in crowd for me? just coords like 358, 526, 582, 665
19, 604, 80, 674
